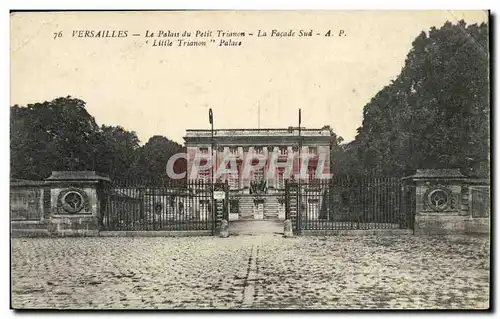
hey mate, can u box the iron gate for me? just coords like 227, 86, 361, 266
101, 180, 220, 231
286, 176, 415, 231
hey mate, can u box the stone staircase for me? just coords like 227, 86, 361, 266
239, 196, 255, 220
229, 220, 284, 235
263, 195, 279, 220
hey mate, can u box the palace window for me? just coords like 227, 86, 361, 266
228, 172, 239, 190
277, 170, 285, 189
199, 147, 209, 155
229, 147, 239, 155
309, 147, 318, 154
253, 168, 264, 182
279, 147, 288, 156
198, 169, 210, 182
308, 167, 316, 182
254, 146, 263, 154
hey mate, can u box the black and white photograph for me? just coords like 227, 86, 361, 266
9, 10, 491, 310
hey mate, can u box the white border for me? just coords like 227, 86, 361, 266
2, 0, 499, 10
3, 1, 497, 318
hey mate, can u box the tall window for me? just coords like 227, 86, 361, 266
308, 146, 318, 154
254, 146, 263, 154
198, 169, 210, 182
277, 170, 285, 189
197, 147, 210, 181
229, 147, 238, 155
279, 147, 288, 155
199, 147, 209, 155
253, 168, 264, 182
308, 167, 316, 182
228, 171, 239, 190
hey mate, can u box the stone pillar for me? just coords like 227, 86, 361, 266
236, 160, 243, 190
219, 219, 229, 238
266, 146, 274, 188
411, 169, 472, 235
214, 183, 227, 235
271, 146, 279, 189
44, 171, 110, 237
242, 146, 251, 192
283, 219, 293, 237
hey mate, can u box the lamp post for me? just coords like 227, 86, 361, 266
209, 108, 215, 235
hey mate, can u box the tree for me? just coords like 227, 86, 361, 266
11, 96, 101, 180
340, 20, 489, 177
132, 135, 184, 183
10, 96, 186, 183
95, 125, 140, 183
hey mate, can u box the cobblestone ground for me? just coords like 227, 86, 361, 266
11, 234, 489, 310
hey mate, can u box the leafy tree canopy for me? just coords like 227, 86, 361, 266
337, 20, 489, 177
11, 96, 183, 182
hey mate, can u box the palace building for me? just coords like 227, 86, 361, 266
183, 127, 333, 220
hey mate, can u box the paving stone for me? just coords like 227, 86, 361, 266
10, 234, 489, 309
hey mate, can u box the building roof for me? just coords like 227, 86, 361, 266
413, 169, 465, 178
10, 178, 46, 187
185, 127, 331, 138
184, 127, 333, 145
45, 171, 111, 182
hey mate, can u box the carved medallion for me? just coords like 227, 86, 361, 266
57, 187, 89, 214
423, 185, 455, 212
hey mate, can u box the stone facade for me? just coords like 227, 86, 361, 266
184, 127, 332, 220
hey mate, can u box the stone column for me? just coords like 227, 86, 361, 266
266, 146, 274, 189
44, 171, 110, 237
242, 146, 251, 192
237, 147, 244, 190
271, 146, 280, 189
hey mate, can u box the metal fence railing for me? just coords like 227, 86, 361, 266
101, 180, 217, 231
288, 176, 412, 230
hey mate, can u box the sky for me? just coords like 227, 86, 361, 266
10, 10, 488, 145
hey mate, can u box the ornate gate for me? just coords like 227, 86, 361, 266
101, 180, 218, 231
285, 176, 414, 231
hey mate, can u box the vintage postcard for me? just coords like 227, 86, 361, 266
10, 10, 490, 310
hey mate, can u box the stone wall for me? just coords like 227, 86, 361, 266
10, 180, 49, 237
11, 169, 490, 237
11, 171, 110, 237
11, 181, 46, 221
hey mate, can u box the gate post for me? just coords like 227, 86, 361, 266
213, 182, 228, 237
44, 171, 110, 237
286, 182, 299, 234
409, 169, 478, 235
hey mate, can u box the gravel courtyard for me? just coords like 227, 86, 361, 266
11, 234, 490, 310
